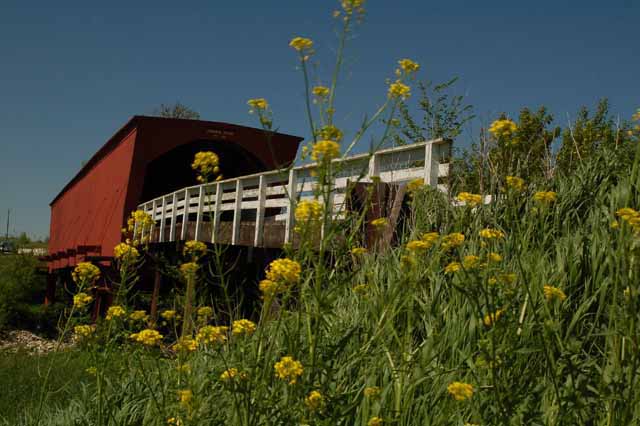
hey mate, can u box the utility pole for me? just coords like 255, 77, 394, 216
5, 209, 9, 240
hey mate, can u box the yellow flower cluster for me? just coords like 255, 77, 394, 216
311, 140, 340, 162
312, 85, 330, 98
368, 417, 383, 426
220, 367, 247, 382
487, 252, 503, 263
161, 310, 177, 320
167, 417, 183, 426
232, 319, 257, 336
462, 255, 481, 269
388, 80, 411, 100
318, 125, 344, 143
106, 305, 125, 320
447, 381, 474, 401
341, 0, 366, 15
72, 262, 100, 284
247, 98, 268, 111
183, 240, 207, 259
489, 119, 517, 140
173, 337, 197, 353
130, 329, 163, 346
305, 390, 324, 411
396, 58, 420, 78
126, 210, 154, 233
180, 262, 199, 281
506, 176, 525, 192
295, 200, 323, 226
483, 309, 504, 327
616, 208, 640, 233
444, 262, 462, 274
442, 232, 465, 251
178, 389, 192, 408
406, 240, 431, 252
371, 217, 388, 228
421, 232, 439, 246
543, 285, 567, 302
289, 37, 314, 57
73, 292, 93, 309
364, 386, 381, 398
259, 279, 283, 299
129, 310, 148, 322
274, 355, 304, 384
479, 228, 505, 239
191, 151, 220, 181
456, 192, 483, 207
266, 258, 302, 286
533, 191, 557, 204
113, 242, 140, 262
351, 247, 368, 256
197, 306, 213, 320
196, 325, 228, 345
406, 178, 424, 194
74, 325, 95, 338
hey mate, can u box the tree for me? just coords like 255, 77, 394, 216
153, 102, 201, 120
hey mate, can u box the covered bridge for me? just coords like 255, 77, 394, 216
46, 116, 303, 279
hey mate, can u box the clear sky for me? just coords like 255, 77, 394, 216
0, 0, 638, 239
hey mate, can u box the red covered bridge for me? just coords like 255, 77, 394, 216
45, 116, 302, 291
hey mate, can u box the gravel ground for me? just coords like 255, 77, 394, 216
0, 330, 70, 354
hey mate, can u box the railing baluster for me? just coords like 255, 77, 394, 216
368, 153, 380, 179
194, 186, 204, 241
211, 182, 222, 243
254, 175, 266, 247
180, 189, 189, 240
423, 142, 438, 186
169, 192, 178, 241
284, 169, 297, 244
232, 179, 242, 245
159, 196, 167, 242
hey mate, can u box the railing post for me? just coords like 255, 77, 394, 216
194, 186, 204, 241
169, 192, 178, 241
254, 175, 266, 247
159, 196, 167, 242
150, 199, 157, 243
211, 182, 222, 244
368, 153, 380, 179
423, 141, 439, 187
180, 189, 189, 240
284, 169, 297, 244
232, 179, 242, 245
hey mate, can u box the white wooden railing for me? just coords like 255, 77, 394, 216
136, 139, 452, 247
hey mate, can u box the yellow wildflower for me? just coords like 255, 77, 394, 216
341, 0, 366, 15
351, 247, 368, 256
456, 192, 483, 207
178, 389, 192, 409
447, 381, 474, 401
167, 418, 183, 426
479, 228, 505, 239
421, 231, 439, 245
462, 255, 481, 269
406, 240, 430, 252
191, 151, 220, 181
406, 178, 424, 194
161, 309, 177, 320
441, 232, 465, 251
126, 210, 154, 233
289, 37, 313, 53
130, 329, 162, 346
445, 262, 462, 274
183, 240, 207, 259
543, 285, 567, 302
274, 356, 304, 384
72, 262, 101, 284
197, 306, 213, 320
74, 325, 95, 339
295, 200, 323, 226
232, 319, 257, 336
388, 80, 411, 100
488, 119, 517, 140
397, 58, 420, 75
129, 310, 148, 322
220, 368, 247, 382
364, 386, 381, 398
318, 124, 343, 142
371, 217, 388, 228
505, 176, 525, 192
483, 309, 503, 327
311, 140, 340, 162
106, 305, 125, 320
113, 242, 139, 262
368, 417, 383, 426
304, 390, 324, 411
173, 338, 197, 353
180, 262, 199, 281
196, 325, 228, 345
533, 191, 557, 204
266, 258, 301, 286
312, 86, 330, 98
85, 367, 97, 375
487, 252, 503, 263
73, 292, 93, 309
259, 279, 281, 298
247, 98, 268, 111
401, 254, 417, 270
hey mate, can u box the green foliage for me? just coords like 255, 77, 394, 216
0, 255, 47, 331
154, 102, 201, 120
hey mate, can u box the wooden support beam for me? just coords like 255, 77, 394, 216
381, 183, 407, 249
254, 175, 266, 247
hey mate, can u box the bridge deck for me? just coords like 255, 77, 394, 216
136, 139, 452, 248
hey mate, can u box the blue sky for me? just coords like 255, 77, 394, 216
1, 0, 638, 238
